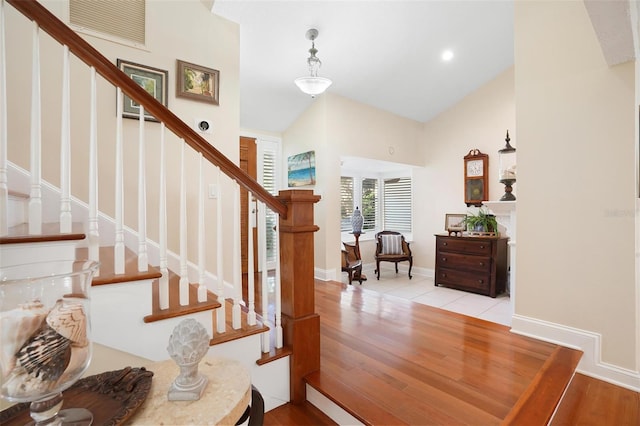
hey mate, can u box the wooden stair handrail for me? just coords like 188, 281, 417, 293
7, 0, 287, 218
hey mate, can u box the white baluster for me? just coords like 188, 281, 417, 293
114, 88, 125, 275
260, 201, 270, 353
216, 168, 226, 334
28, 22, 42, 235
179, 141, 189, 305
232, 183, 241, 329
59, 45, 71, 233
158, 124, 169, 310
137, 105, 148, 271
247, 193, 256, 326
88, 67, 99, 266
274, 216, 283, 348
0, 0, 8, 236
198, 154, 207, 303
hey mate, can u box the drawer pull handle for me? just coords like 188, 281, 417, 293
479, 245, 485, 249
442, 257, 447, 262
443, 242, 448, 246
478, 279, 484, 284
479, 262, 484, 266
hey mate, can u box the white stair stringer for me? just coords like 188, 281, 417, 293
90, 279, 213, 361
207, 334, 290, 412
90, 280, 290, 412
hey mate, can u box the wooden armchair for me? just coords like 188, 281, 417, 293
341, 242, 363, 285
374, 231, 413, 279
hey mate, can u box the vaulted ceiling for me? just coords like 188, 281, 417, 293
211, 0, 637, 134
212, 0, 515, 133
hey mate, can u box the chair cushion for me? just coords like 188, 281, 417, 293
381, 235, 403, 255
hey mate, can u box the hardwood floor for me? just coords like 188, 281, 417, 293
265, 279, 640, 425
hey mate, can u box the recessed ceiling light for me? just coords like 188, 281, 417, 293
442, 50, 454, 62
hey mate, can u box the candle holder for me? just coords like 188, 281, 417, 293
499, 178, 516, 201
498, 130, 516, 201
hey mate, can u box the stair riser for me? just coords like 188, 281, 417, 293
7, 194, 27, 228
1, 241, 79, 265
306, 384, 364, 426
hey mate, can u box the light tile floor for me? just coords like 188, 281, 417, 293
341, 264, 512, 326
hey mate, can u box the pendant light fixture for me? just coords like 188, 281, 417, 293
294, 28, 332, 98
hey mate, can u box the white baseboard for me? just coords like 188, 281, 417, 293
314, 267, 337, 282
315, 265, 434, 282
511, 314, 640, 392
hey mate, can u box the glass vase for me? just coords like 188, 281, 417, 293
0, 259, 99, 425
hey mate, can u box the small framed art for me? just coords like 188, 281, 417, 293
117, 59, 168, 122
176, 60, 220, 105
445, 213, 466, 236
287, 151, 316, 187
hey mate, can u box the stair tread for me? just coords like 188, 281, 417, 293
502, 345, 583, 425
0, 222, 85, 244
77, 246, 162, 285
305, 370, 407, 426
144, 270, 221, 323
257, 345, 292, 365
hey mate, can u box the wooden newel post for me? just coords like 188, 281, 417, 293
276, 189, 321, 404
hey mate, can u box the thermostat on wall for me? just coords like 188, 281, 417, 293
195, 119, 213, 134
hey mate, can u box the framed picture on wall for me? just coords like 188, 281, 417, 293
176, 60, 220, 105
287, 151, 316, 187
117, 59, 168, 122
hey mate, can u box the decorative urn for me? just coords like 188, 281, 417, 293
351, 206, 363, 234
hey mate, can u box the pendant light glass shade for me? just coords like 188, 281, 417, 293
295, 29, 332, 97
294, 76, 332, 96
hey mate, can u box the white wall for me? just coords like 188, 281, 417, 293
514, 0, 638, 372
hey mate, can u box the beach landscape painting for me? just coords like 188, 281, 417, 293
288, 151, 316, 187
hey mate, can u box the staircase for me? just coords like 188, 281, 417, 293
1, 0, 320, 412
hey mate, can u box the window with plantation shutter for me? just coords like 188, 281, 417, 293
383, 177, 412, 233
70, 0, 146, 45
361, 178, 378, 231
340, 177, 354, 232
261, 149, 277, 263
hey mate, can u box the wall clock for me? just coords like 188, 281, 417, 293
464, 149, 489, 207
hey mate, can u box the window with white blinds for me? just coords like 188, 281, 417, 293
383, 177, 412, 233
361, 178, 378, 231
70, 0, 146, 45
340, 177, 354, 232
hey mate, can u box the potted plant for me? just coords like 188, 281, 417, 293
463, 208, 498, 235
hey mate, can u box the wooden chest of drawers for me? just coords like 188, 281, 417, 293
434, 234, 508, 297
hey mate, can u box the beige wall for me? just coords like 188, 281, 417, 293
282, 97, 328, 271
515, 1, 637, 369
416, 67, 516, 270
6, 0, 240, 282
284, 72, 514, 276
283, 93, 424, 275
